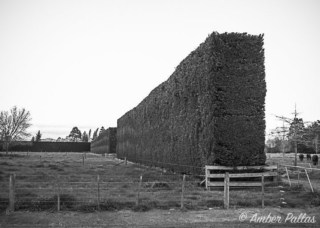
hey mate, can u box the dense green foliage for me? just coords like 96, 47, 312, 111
91, 127, 117, 154
117, 32, 266, 173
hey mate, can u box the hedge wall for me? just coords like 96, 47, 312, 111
117, 32, 266, 173
0, 141, 90, 152
90, 127, 117, 154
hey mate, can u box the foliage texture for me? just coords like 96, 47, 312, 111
117, 32, 266, 173
91, 127, 117, 154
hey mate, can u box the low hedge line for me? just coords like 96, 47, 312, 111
0, 141, 90, 152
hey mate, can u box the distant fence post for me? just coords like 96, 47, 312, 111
224, 172, 229, 209
136, 175, 143, 206
9, 173, 16, 212
40, 155, 41, 163
57, 175, 60, 212
205, 166, 208, 190
97, 175, 100, 210
261, 173, 265, 208
276, 163, 279, 182
181, 174, 186, 209
285, 167, 291, 186
297, 168, 300, 187
304, 169, 314, 192
82, 154, 84, 165
125, 157, 127, 165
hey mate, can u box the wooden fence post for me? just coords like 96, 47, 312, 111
97, 175, 100, 210
277, 163, 280, 182
40, 155, 41, 163
297, 168, 300, 187
125, 157, 127, 165
9, 173, 16, 212
136, 175, 143, 206
285, 167, 291, 186
205, 166, 208, 190
82, 154, 84, 165
304, 169, 314, 192
224, 172, 229, 209
181, 174, 186, 209
261, 173, 264, 208
57, 175, 60, 212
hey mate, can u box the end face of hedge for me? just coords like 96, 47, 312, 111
91, 127, 117, 154
117, 32, 266, 172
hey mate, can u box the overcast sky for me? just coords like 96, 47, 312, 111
1, 0, 320, 140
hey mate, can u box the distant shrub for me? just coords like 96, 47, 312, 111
307, 154, 311, 160
299, 154, 304, 161
312, 155, 318, 165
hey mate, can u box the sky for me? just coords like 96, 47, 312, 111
0, 0, 320, 140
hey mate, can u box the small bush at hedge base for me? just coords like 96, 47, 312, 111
312, 155, 318, 166
299, 154, 304, 161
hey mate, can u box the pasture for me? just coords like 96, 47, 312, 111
0, 152, 319, 213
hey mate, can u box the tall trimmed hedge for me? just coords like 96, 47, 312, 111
117, 32, 266, 173
90, 127, 117, 154
0, 141, 90, 152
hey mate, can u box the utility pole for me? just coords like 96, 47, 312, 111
281, 120, 286, 158
292, 104, 299, 167
272, 104, 301, 167
316, 135, 318, 154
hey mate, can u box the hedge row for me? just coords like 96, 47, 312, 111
90, 128, 117, 154
266, 144, 316, 154
117, 32, 266, 173
0, 141, 90, 152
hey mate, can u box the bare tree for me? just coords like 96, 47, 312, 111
270, 118, 290, 158
0, 106, 32, 154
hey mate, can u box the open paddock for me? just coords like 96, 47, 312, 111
0, 152, 319, 213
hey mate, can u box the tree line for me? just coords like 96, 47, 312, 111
30, 126, 106, 142
1, 106, 107, 154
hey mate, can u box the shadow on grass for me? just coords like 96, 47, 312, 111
48, 164, 64, 172
78, 199, 136, 212
0, 162, 13, 166
15, 193, 77, 211
0, 197, 9, 212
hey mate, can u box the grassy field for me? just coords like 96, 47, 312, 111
0, 152, 319, 213
266, 153, 320, 189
